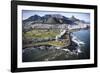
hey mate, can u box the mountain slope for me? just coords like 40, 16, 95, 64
23, 14, 87, 25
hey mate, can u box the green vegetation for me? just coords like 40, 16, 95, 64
23, 29, 60, 39
23, 29, 70, 48
23, 40, 67, 48
48, 40, 67, 47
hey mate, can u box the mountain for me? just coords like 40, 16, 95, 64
44, 17, 60, 24
23, 14, 88, 25
27, 15, 41, 21
70, 16, 79, 21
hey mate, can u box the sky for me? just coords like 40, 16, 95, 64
22, 10, 90, 23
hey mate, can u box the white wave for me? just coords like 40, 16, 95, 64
77, 47, 82, 53
56, 47, 61, 49
62, 49, 70, 52
72, 36, 85, 46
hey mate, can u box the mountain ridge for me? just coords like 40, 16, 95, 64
23, 14, 88, 25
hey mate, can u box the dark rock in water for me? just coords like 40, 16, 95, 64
67, 41, 78, 51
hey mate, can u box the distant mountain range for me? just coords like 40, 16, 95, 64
23, 14, 89, 25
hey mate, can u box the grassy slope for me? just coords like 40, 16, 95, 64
23, 39, 68, 48
23, 29, 70, 48
24, 29, 60, 39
